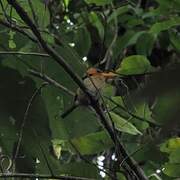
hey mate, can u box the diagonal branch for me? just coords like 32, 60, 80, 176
6, 1, 148, 179
28, 69, 75, 96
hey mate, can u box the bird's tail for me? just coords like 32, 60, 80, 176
61, 103, 78, 118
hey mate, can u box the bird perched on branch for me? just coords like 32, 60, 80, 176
61, 68, 118, 118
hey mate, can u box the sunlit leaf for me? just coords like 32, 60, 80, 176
160, 138, 180, 153
109, 112, 142, 135
116, 55, 153, 75
163, 163, 180, 178
169, 148, 180, 163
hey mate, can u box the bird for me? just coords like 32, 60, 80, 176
61, 68, 118, 118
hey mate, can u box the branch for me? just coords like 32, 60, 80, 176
0, 173, 93, 180
28, 69, 75, 96
0, 51, 49, 57
6, 1, 148, 179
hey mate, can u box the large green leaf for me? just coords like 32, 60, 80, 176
109, 112, 142, 135
71, 131, 113, 155
160, 138, 180, 154
160, 139, 180, 178
169, 148, 180, 163
163, 163, 180, 178
116, 55, 152, 75
149, 17, 180, 35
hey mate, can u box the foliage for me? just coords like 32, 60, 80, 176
0, 0, 180, 179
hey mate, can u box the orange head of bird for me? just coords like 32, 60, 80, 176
86, 68, 117, 79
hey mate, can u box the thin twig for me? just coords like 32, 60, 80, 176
0, 173, 93, 180
13, 83, 48, 172
0, 51, 49, 57
28, 69, 75, 97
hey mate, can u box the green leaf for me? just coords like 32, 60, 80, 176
85, 0, 112, 6
64, 0, 70, 7
155, 0, 180, 13
8, 40, 16, 49
29, 0, 50, 28
169, 148, 180, 163
160, 138, 180, 154
107, 5, 130, 23
89, 12, 104, 39
163, 163, 180, 178
169, 31, 180, 52
51, 139, 63, 159
109, 112, 142, 135
136, 33, 155, 56
42, 32, 55, 45
149, 17, 180, 35
112, 31, 145, 59
53, 162, 100, 178
8, 30, 16, 49
101, 84, 115, 98
116, 55, 152, 75
71, 131, 113, 155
